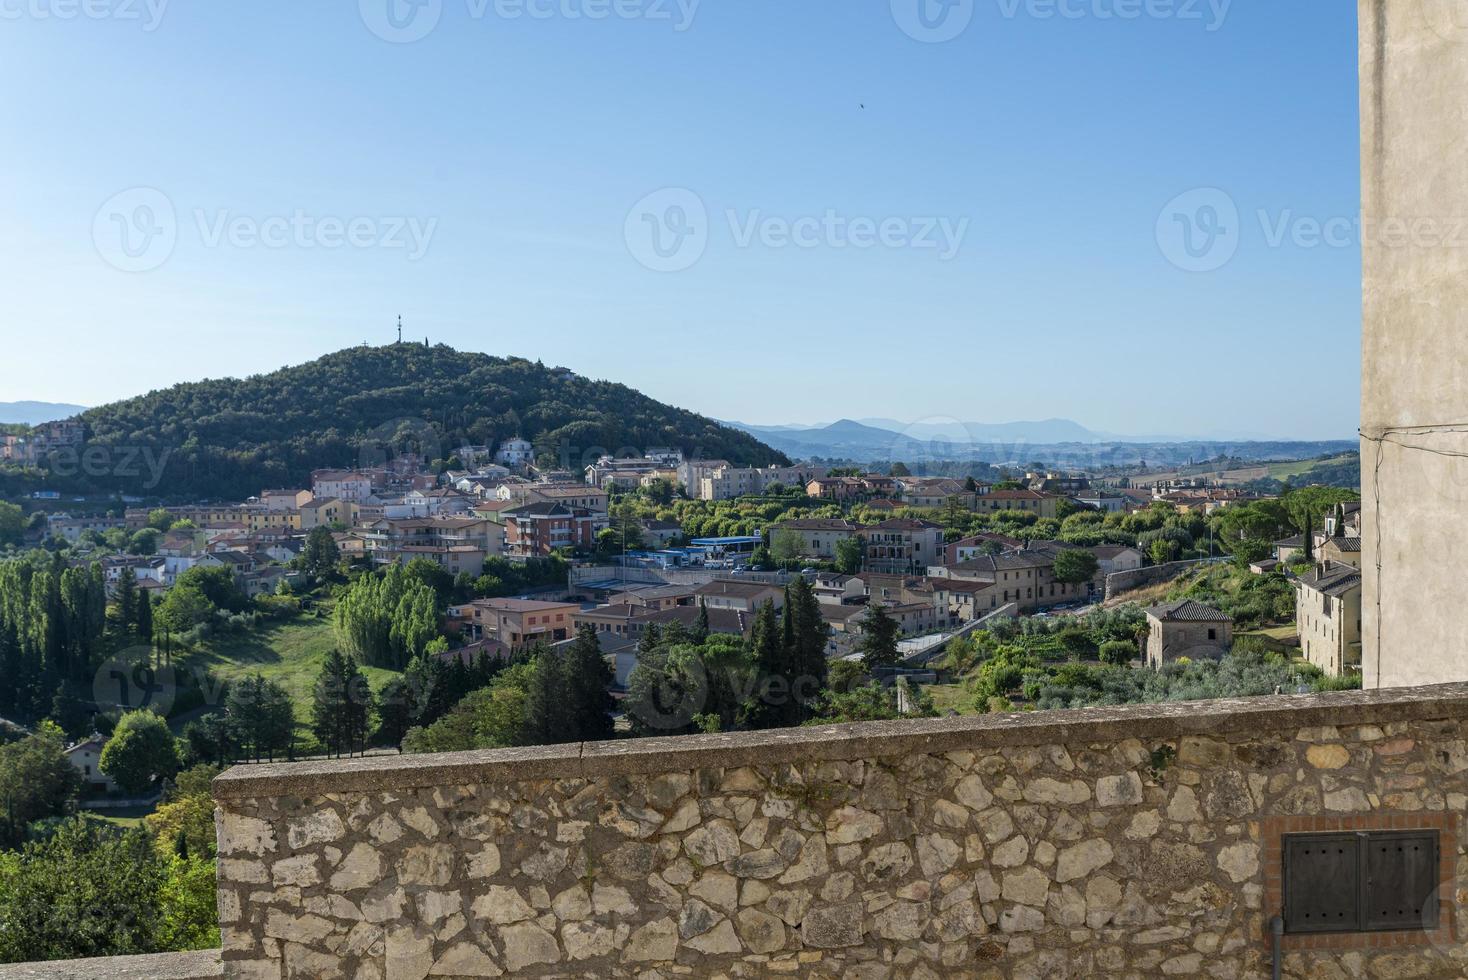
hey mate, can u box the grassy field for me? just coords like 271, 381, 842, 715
925, 683, 978, 716
1268, 454, 1356, 481
1237, 624, 1299, 651
86, 806, 152, 829
175, 615, 404, 739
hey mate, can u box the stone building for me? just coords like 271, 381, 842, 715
1297, 561, 1363, 678
1144, 598, 1233, 668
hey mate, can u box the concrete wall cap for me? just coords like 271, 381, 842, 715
213, 683, 1468, 801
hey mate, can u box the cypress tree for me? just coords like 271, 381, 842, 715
691, 599, 710, 643
115, 570, 138, 637
523, 647, 571, 745
136, 593, 153, 650
788, 576, 829, 718
743, 600, 792, 730
565, 625, 614, 742
857, 603, 902, 672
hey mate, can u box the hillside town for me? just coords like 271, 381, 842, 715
10, 433, 1365, 695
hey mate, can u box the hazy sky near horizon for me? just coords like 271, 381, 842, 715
1, 1, 1361, 439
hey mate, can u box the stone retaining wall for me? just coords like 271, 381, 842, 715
1103, 557, 1224, 601
212, 685, 1468, 979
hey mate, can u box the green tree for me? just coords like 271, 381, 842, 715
311, 649, 375, 757
146, 508, 173, 532
0, 722, 82, 848
564, 625, 615, 742
770, 529, 804, 567
0, 501, 23, 547
742, 600, 793, 730
0, 818, 165, 964
156, 585, 212, 635
99, 710, 180, 796
113, 571, 139, 636
522, 648, 572, 745
857, 603, 902, 672
300, 525, 341, 579
127, 528, 160, 555
155, 854, 220, 952
835, 536, 864, 575
1052, 549, 1100, 585
787, 577, 829, 718
144, 764, 220, 862
691, 599, 710, 643
225, 675, 295, 762
136, 591, 154, 647
808, 682, 936, 723
1099, 640, 1136, 667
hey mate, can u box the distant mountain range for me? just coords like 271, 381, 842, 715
722, 418, 1356, 467
0, 401, 88, 425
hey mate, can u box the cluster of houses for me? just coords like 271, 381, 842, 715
1140, 503, 1366, 679
0, 419, 84, 464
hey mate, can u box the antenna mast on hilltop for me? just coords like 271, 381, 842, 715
397, 315, 403, 344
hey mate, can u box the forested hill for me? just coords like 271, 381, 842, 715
51, 345, 786, 500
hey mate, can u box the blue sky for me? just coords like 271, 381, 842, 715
0, 1, 1361, 440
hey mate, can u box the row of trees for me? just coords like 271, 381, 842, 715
0, 555, 109, 725
402, 627, 615, 753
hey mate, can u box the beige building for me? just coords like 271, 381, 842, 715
972, 488, 1060, 519
698, 465, 826, 501
454, 598, 580, 650
768, 519, 862, 560
299, 497, 358, 530
1297, 561, 1363, 678
861, 519, 945, 575
1360, 2, 1468, 688
312, 470, 375, 503
1144, 599, 1232, 669
692, 580, 783, 613
932, 549, 1086, 614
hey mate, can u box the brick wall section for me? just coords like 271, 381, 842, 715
212, 685, 1468, 979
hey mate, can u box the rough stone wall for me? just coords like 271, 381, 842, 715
213, 688, 1468, 979
1104, 558, 1220, 601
